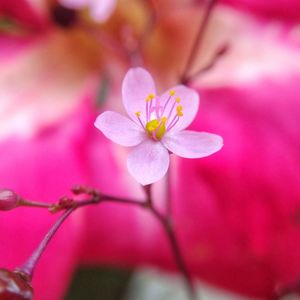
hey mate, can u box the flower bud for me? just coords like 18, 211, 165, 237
0, 269, 33, 300
0, 189, 20, 211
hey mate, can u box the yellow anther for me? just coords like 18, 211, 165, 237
175, 97, 181, 103
145, 118, 167, 140
146, 93, 155, 102
169, 90, 175, 96
146, 119, 159, 133
176, 105, 183, 117
135, 111, 141, 117
156, 121, 166, 139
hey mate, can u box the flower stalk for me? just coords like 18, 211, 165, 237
144, 184, 197, 300
7, 183, 197, 300
16, 207, 76, 279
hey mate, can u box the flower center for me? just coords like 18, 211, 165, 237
135, 90, 184, 141
146, 117, 167, 140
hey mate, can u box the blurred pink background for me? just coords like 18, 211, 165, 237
1, 0, 300, 299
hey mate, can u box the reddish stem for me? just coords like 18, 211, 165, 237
144, 185, 197, 300
19, 199, 52, 209
16, 207, 75, 279
13, 185, 196, 299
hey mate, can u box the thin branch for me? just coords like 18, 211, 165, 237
144, 185, 197, 300
12, 184, 196, 299
18, 199, 52, 209
180, 0, 219, 84
183, 43, 229, 84
166, 164, 172, 219
16, 207, 75, 278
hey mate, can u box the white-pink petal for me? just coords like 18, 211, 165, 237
122, 68, 156, 124
94, 111, 146, 147
90, 0, 117, 22
160, 85, 199, 132
59, 0, 89, 9
162, 130, 223, 158
127, 140, 169, 185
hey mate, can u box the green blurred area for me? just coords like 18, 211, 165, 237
66, 267, 132, 300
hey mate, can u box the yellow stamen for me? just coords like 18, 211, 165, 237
176, 97, 181, 103
146, 119, 159, 134
156, 118, 167, 139
145, 118, 167, 140
135, 111, 141, 117
176, 106, 183, 117
169, 90, 175, 96
146, 93, 155, 102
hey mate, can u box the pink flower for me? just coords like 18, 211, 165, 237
95, 68, 223, 185
59, 0, 117, 22
221, 0, 300, 21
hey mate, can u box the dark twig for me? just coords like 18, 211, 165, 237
180, 0, 219, 84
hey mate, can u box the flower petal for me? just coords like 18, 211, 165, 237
127, 140, 169, 185
163, 130, 223, 158
90, 0, 117, 22
122, 67, 156, 123
58, 0, 89, 9
0, 32, 98, 140
0, 0, 48, 29
95, 111, 146, 147
159, 85, 199, 132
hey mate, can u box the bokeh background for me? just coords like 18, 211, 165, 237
1, 0, 300, 299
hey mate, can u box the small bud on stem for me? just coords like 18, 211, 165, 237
0, 189, 20, 211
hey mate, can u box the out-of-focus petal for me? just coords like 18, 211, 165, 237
0, 35, 36, 61
95, 111, 146, 147
0, 0, 48, 29
127, 140, 169, 185
59, 0, 89, 9
170, 75, 300, 298
122, 68, 156, 124
221, 0, 300, 21
90, 0, 117, 22
174, 7, 300, 88
159, 85, 199, 132
163, 130, 223, 158
0, 31, 99, 141
0, 101, 95, 300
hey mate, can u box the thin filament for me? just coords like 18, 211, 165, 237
167, 115, 179, 131
160, 94, 172, 117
